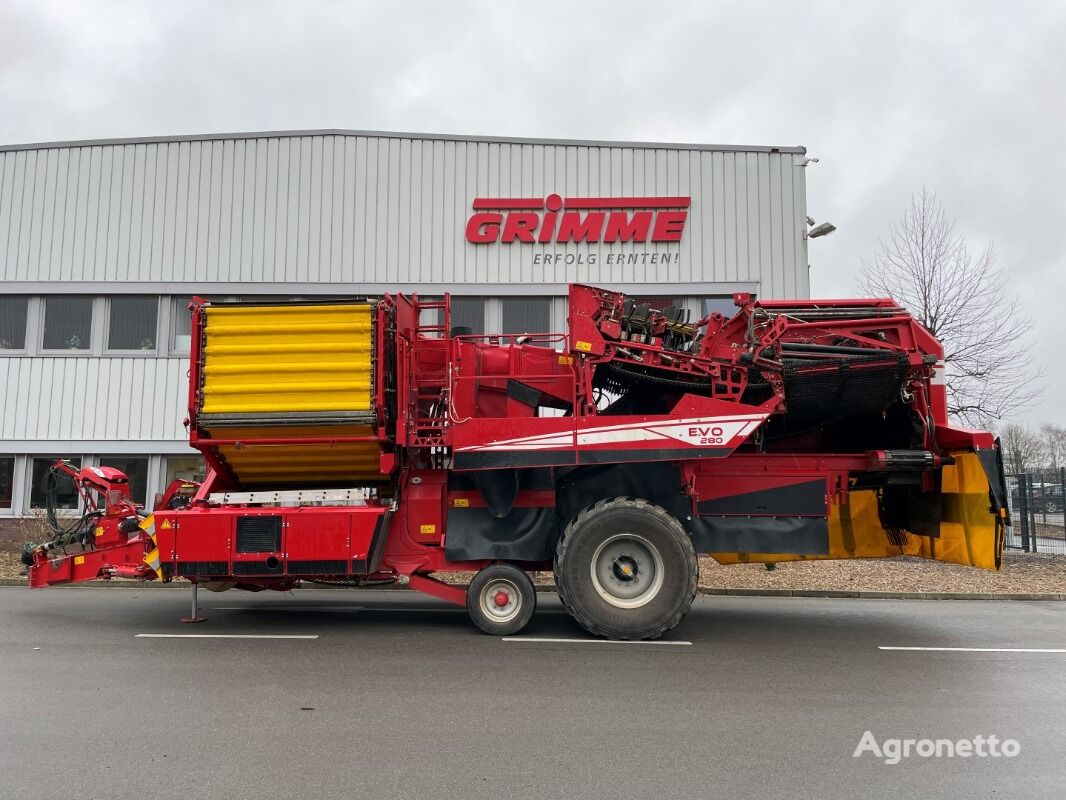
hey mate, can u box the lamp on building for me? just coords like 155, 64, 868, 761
806, 220, 837, 239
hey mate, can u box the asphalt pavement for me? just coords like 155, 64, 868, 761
1, 587, 1064, 800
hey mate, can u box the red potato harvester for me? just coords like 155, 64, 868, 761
24, 284, 1009, 639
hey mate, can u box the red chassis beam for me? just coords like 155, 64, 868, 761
29, 538, 156, 588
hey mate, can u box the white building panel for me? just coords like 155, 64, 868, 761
0, 131, 808, 295
0, 357, 188, 448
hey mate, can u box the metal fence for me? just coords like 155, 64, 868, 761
1004, 470, 1066, 554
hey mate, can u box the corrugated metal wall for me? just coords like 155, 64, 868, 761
0, 132, 809, 296
0, 357, 188, 443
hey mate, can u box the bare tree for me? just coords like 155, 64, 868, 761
1039, 423, 1066, 469
999, 422, 1043, 474
859, 189, 1040, 426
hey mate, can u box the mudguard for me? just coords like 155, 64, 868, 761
711, 451, 1006, 570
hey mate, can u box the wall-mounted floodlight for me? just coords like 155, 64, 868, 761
807, 221, 837, 239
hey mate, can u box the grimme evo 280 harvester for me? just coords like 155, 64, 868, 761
24, 284, 1009, 639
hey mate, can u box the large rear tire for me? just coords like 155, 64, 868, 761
555, 498, 698, 640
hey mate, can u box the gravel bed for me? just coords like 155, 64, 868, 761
1, 552, 23, 579
439, 552, 1066, 594
695, 553, 1066, 594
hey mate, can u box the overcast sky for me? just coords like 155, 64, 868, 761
1, 0, 1064, 426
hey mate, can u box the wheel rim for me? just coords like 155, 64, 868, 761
479, 578, 522, 624
590, 533, 665, 609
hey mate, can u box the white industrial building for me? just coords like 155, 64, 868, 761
0, 129, 813, 515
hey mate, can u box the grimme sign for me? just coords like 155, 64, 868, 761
466, 194, 689, 266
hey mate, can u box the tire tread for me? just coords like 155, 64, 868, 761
554, 497, 698, 640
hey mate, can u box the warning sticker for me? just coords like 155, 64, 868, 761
160, 519, 172, 529
452, 498, 470, 508
420, 524, 437, 535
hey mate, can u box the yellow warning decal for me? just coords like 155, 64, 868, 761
94, 526, 105, 538
575, 341, 592, 352
452, 498, 470, 508
558, 355, 574, 365
420, 524, 437, 534
74, 555, 85, 565
139, 514, 165, 581
160, 519, 172, 529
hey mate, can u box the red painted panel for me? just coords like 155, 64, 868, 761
693, 473, 826, 503
285, 511, 350, 561
348, 508, 387, 561
167, 509, 233, 563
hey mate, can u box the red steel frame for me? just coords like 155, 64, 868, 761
28, 284, 1000, 598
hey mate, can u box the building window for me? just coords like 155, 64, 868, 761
42, 297, 92, 351
164, 456, 207, 485
171, 297, 194, 354
451, 297, 485, 335
702, 296, 740, 317
30, 457, 82, 509
107, 297, 158, 352
502, 297, 551, 344
0, 457, 14, 508
97, 456, 149, 506
633, 296, 681, 313
0, 297, 29, 351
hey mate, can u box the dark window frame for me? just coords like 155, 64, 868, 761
29, 456, 83, 511
450, 296, 487, 336
106, 296, 160, 354
0, 296, 30, 353
41, 296, 94, 352
0, 456, 14, 508
96, 455, 150, 506
500, 296, 552, 346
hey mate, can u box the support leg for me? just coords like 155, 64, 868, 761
181, 581, 207, 623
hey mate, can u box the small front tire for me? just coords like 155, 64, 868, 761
467, 564, 537, 636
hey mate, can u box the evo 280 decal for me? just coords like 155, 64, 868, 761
453, 415, 767, 453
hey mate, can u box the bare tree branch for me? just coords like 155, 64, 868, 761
1038, 423, 1066, 470
999, 422, 1044, 473
858, 189, 1042, 426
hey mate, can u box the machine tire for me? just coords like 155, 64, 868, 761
467, 564, 537, 636
555, 498, 697, 640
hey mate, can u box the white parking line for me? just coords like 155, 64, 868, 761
879, 646, 1066, 653
136, 634, 319, 639
503, 637, 692, 646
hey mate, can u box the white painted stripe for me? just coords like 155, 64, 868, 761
135, 633, 319, 639
503, 637, 692, 646
879, 646, 1066, 653
457, 414, 766, 451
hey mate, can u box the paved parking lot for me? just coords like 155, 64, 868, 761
1, 587, 1064, 799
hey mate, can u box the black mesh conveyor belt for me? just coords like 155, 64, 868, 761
781, 354, 909, 422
